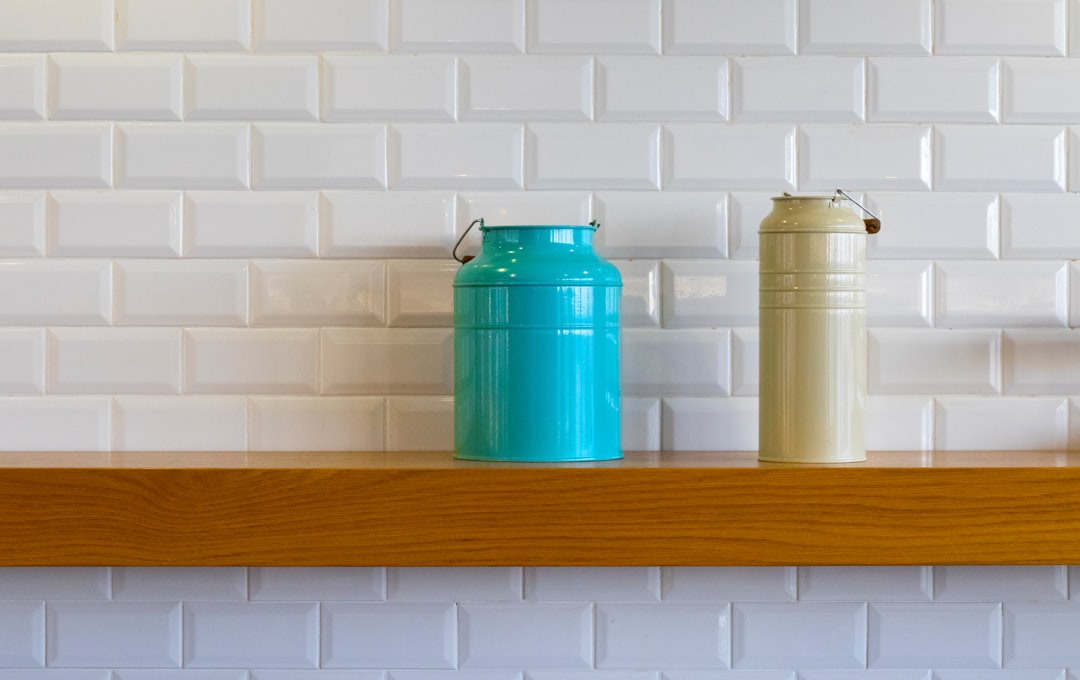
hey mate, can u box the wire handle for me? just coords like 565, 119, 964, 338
453, 218, 484, 264
836, 189, 881, 234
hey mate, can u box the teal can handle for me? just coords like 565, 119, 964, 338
453, 218, 484, 264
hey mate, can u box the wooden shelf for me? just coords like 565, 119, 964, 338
1, 450, 1079, 566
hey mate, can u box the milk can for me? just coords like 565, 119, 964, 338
452, 219, 623, 462
758, 191, 880, 463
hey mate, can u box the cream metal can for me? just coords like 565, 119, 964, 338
758, 192, 878, 463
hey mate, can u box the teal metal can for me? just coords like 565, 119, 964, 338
453, 220, 623, 462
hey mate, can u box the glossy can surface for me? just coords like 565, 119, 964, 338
759, 196, 867, 463
453, 224, 623, 462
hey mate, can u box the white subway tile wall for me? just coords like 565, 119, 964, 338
2, 0, 1080, 676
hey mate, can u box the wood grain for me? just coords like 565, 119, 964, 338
1, 450, 1078, 565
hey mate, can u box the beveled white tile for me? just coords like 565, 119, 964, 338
526, 124, 659, 190
463, 55, 591, 122
0, 397, 109, 451
387, 260, 457, 328
869, 57, 1000, 123
867, 260, 933, 327
184, 329, 319, 395
611, 260, 660, 327
662, 567, 796, 602
324, 55, 456, 122
324, 602, 456, 669
1004, 58, 1080, 122
866, 192, 999, 259
117, 672, 247, 680
731, 327, 758, 396
728, 191, 774, 260
0, 329, 44, 394
0, 55, 45, 119
733, 603, 866, 669
385, 396, 453, 450
733, 57, 863, 122
528, 0, 659, 54
0, 0, 112, 51
391, 0, 524, 53
668, 673, 793, 680
866, 396, 934, 451
254, 123, 386, 189
1072, 127, 1080, 192
935, 0, 1066, 55
113, 568, 246, 601
390, 124, 523, 190
661, 260, 758, 327
249, 567, 385, 601
49, 54, 182, 121
389, 567, 522, 601
531, 672, 655, 680
661, 397, 758, 451
798, 124, 931, 191
527, 567, 658, 602
663, 0, 796, 55
664, 124, 794, 190
598, 56, 727, 121
622, 397, 661, 451
114, 260, 247, 326
593, 191, 726, 258
460, 603, 591, 668
186, 55, 317, 121
2, 672, 111, 680
621, 329, 730, 396
937, 672, 1065, 680
394, 673, 523, 680
184, 191, 318, 258
118, 0, 251, 51
251, 260, 385, 327
47, 328, 181, 395
935, 397, 1069, 450
935, 566, 1067, 601
320, 191, 456, 258
0, 192, 46, 256
936, 261, 1068, 328
1074, 262, 1080, 329
1004, 330, 1080, 395
117, 123, 249, 190
185, 602, 317, 669
48, 191, 182, 258
321, 328, 454, 395
249, 396, 384, 451
1002, 193, 1080, 258
598, 603, 729, 669
0, 123, 112, 189
869, 329, 1001, 395
255, 0, 388, 50
934, 125, 1066, 191
799, 567, 932, 602
869, 603, 1001, 668
800, 0, 931, 54
0, 260, 110, 325
1005, 603, 1080, 667
1067, 399, 1075, 453
47, 602, 181, 668
113, 396, 246, 452
0, 567, 109, 600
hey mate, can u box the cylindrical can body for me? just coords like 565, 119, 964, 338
759, 196, 867, 463
453, 224, 622, 462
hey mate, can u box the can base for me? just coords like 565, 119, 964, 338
757, 452, 866, 464
454, 450, 623, 463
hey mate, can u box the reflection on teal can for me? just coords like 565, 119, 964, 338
453, 221, 623, 462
